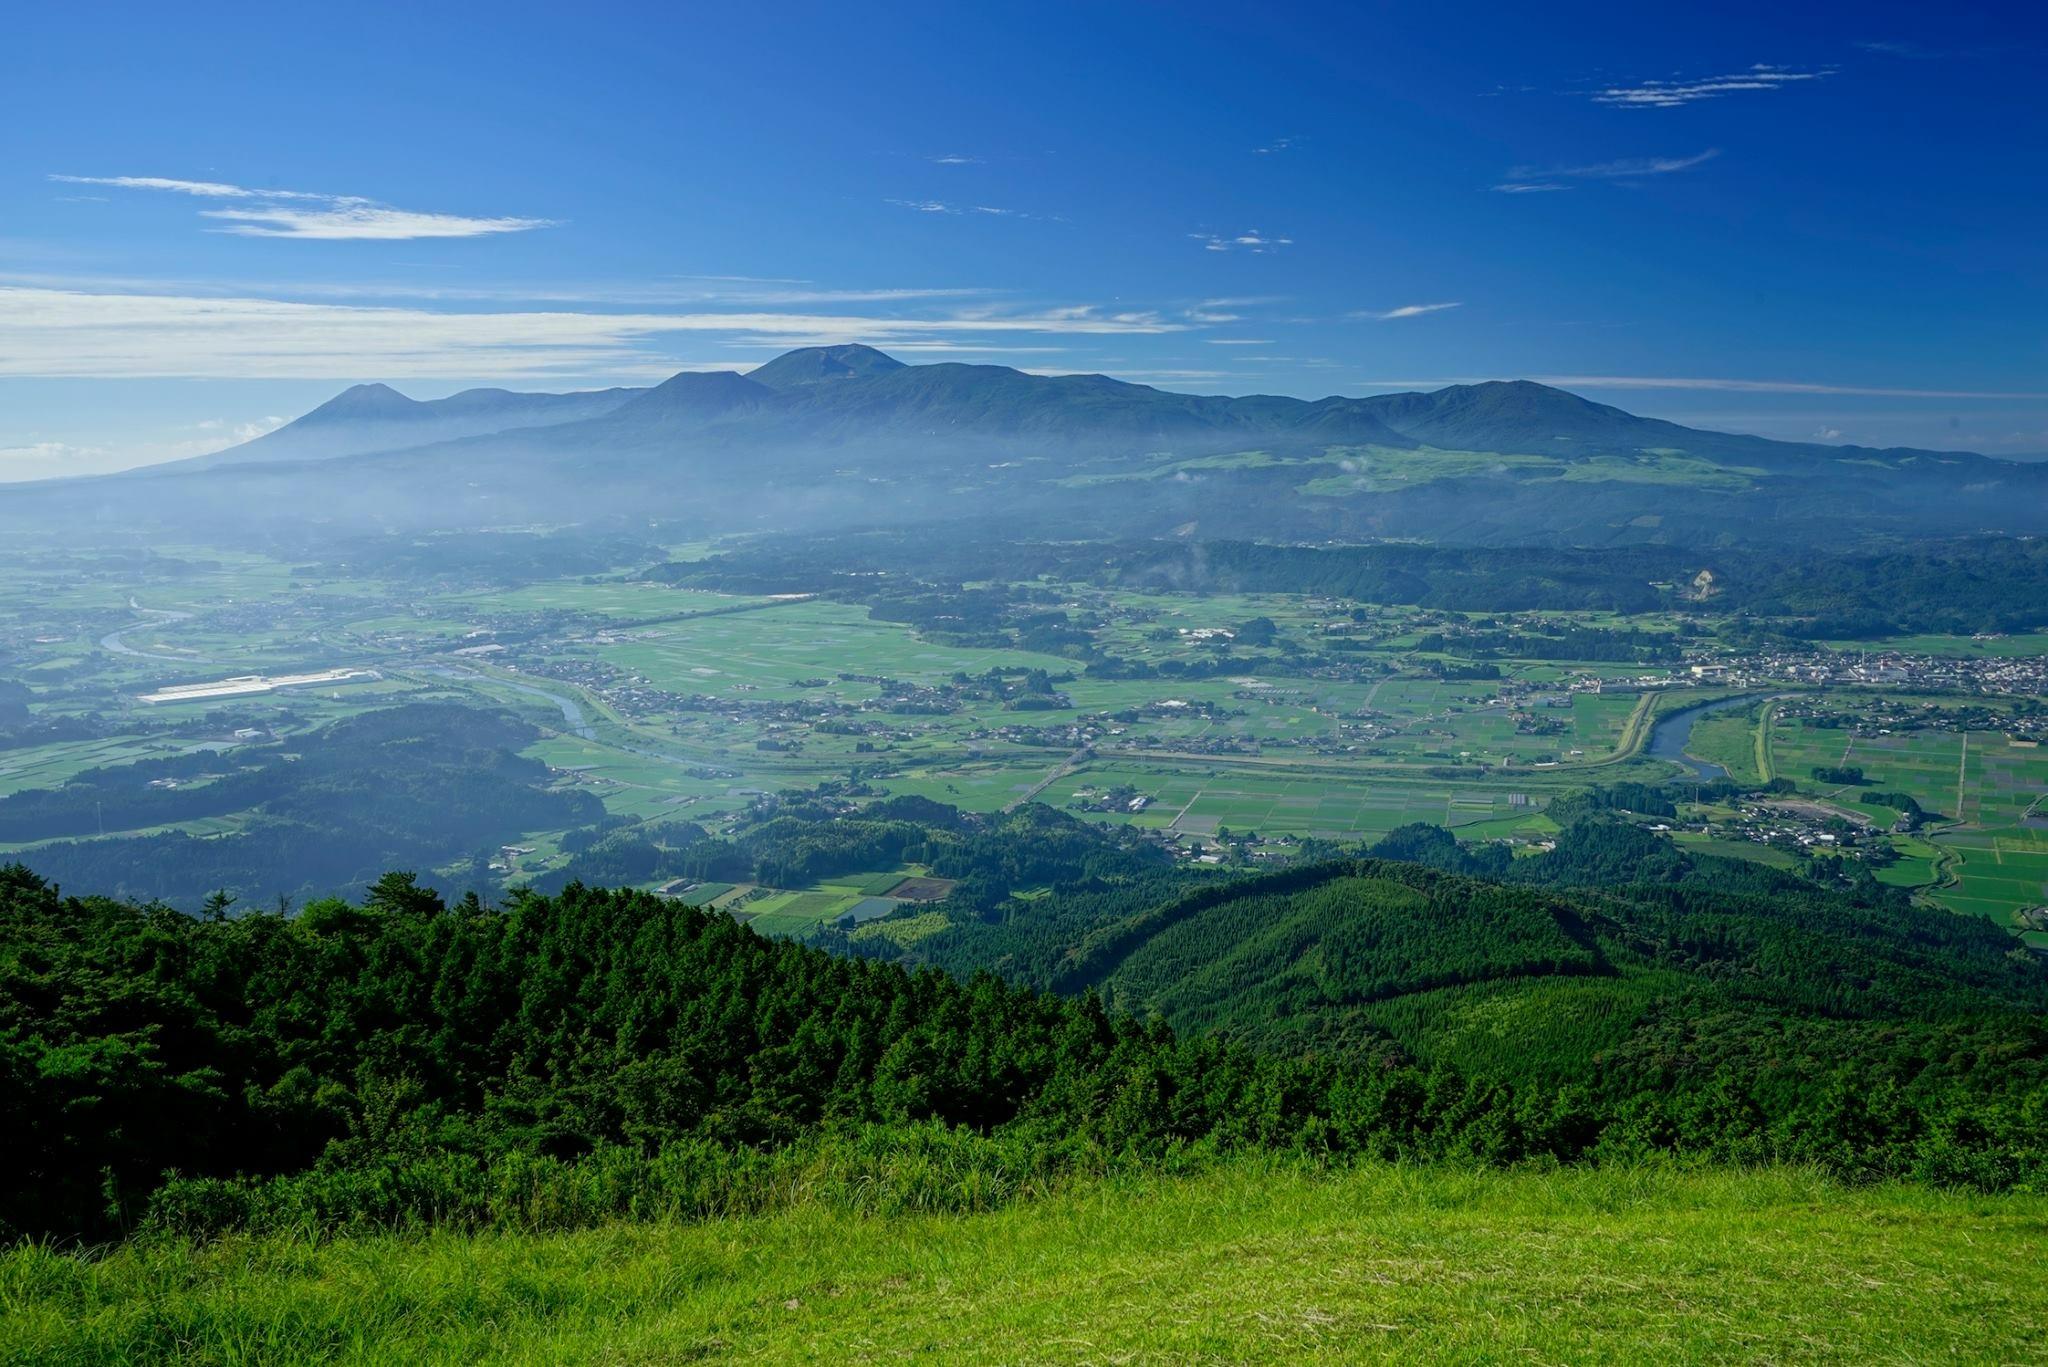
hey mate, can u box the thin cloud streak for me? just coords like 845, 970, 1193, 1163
0, 285, 1190, 380
886, 198, 1049, 219
1356, 303, 1462, 321
1353, 372, 2044, 400
1191, 229, 1292, 254
51, 175, 325, 200
48, 174, 551, 240
1494, 149, 1718, 193
0, 270, 999, 308
1591, 64, 1832, 108
1535, 374, 2045, 399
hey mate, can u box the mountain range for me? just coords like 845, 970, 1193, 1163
15, 344, 2046, 548
164, 383, 644, 471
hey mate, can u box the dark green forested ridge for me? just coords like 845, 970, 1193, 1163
5, 838, 2044, 1246
649, 531, 2048, 636
9, 704, 601, 910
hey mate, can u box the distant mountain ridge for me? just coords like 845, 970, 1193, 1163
21, 344, 2044, 549
169, 382, 645, 471
187, 345, 2001, 475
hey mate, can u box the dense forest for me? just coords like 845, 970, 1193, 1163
535, 798, 1167, 907
12, 705, 600, 909
648, 531, 2048, 637
7, 824, 2043, 1245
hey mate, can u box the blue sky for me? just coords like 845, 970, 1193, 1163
3, 0, 2044, 478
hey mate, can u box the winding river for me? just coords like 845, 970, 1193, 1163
1645, 693, 1762, 782
423, 666, 595, 739
99, 600, 212, 664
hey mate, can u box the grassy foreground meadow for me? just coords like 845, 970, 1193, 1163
7, 1163, 2044, 1364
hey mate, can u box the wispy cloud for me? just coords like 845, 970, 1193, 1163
1355, 302, 1462, 321
49, 174, 551, 240
1590, 64, 1832, 109
0, 270, 999, 308
1254, 137, 1295, 155
1206, 338, 1274, 345
1084, 368, 1234, 384
1191, 229, 1292, 254
1494, 149, 1718, 193
926, 153, 983, 165
0, 285, 1189, 379
51, 175, 322, 200
3, 411, 291, 480
1530, 374, 2043, 399
886, 198, 1044, 219
1539, 150, 1720, 179
1355, 372, 2044, 399
202, 206, 551, 240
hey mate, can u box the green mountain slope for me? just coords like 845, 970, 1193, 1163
9, 827, 2044, 1244
913, 838, 2048, 1099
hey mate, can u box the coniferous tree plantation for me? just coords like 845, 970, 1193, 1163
7, 831, 2044, 1248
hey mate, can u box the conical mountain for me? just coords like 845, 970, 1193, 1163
298, 382, 425, 423
749, 343, 908, 390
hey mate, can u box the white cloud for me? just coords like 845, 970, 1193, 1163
0, 285, 1189, 379
1354, 373, 2044, 399
1529, 150, 1720, 180
1082, 368, 1233, 384
1532, 374, 2043, 399
1191, 229, 1292, 254
233, 415, 291, 442
887, 198, 1048, 219
1, 415, 287, 480
51, 175, 323, 199
1254, 137, 1295, 155
201, 205, 551, 240
1591, 64, 1832, 108
48, 174, 551, 240
926, 154, 983, 165
1495, 150, 1718, 192
1206, 338, 1274, 345
0, 441, 109, 480
1356, 302, 1462, 321
0, 270, 999, 308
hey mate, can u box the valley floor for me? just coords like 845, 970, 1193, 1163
7, 1162, 2044, 1364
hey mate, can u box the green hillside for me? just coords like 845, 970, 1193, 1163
7, 834, 2046, 1247
1095, 872, 1599, 1035
7, 1163, 2043, 1364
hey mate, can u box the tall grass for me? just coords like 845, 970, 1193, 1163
6, 1160, 2044, 1364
